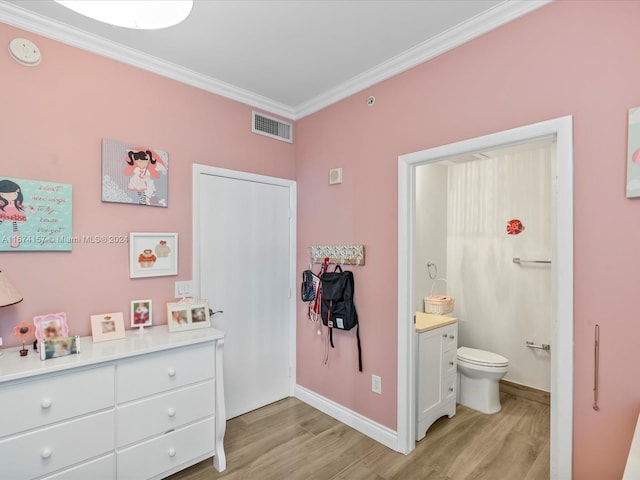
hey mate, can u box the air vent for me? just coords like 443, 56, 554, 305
252, 111, 293, 143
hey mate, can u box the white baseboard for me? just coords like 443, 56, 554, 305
294, 384, 399, 452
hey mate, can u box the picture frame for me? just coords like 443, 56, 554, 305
627, 107, 640, 197
102, 138, 169, 207
131, 299, 152, 328
167, 300, 211, 332
33, 312, 69, 349
40, 335, 80, 360
0, 177, 73, 251
90, 312, 126, 343
129, 232, 178, 278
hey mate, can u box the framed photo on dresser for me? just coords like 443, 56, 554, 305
90, 312, 126, 343
167, 300, 211, 332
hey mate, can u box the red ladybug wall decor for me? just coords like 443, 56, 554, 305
506, 219, 525, 235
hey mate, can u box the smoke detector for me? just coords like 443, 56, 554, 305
9, 38, 41, 66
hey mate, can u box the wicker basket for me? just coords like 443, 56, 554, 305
424, 278, 454, 315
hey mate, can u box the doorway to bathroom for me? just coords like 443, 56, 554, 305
397, 116, 574, 479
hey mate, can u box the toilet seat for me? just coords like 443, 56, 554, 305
457, 346, 508, 368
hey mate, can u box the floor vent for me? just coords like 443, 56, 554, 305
252, 111, 293, 143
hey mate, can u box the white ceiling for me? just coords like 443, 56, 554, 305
0, 0, 549, 119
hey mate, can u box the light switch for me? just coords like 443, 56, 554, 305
174, 280, 193, 298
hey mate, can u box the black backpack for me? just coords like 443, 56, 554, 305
320, 265, 362, 371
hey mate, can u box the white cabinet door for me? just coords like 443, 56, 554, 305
417, 329, 444, 422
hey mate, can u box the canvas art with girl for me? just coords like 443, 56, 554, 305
102, 139, 169, 207
0, 179, 34, 248
0, 177, 72, 251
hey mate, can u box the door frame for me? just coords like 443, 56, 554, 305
192, 164, 297, 396
397, 116, 574, 479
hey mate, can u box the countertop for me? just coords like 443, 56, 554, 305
415, 312, 457, 333
0, 325, 225, 384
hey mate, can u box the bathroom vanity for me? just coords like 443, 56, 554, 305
415, 312, 458, 441
0, 326, 226, 479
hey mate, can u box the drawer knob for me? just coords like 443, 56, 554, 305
167, 407, 176, 418
450, 335, 455, 340
449, 361, 455, 366
167, 367, 176, 377
168, 447, 176, 458
41, 447, 52, 459
40, 398, 52, 409
449, 387, 454, 392
442, 334, 448, 338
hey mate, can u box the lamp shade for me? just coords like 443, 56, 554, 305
0, 271, 23, 307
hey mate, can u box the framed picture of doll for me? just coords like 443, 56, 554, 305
33, 312, 69, 349
0, 177, 72, 251
102, 138, 169, 207
129, 232, 178, 278
131, 299, 152, 328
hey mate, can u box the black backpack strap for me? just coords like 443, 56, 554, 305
328, 299, 334, 348
356, 324, 362, 372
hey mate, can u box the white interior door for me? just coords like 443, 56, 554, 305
194, 166, 295, 419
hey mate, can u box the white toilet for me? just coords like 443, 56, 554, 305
457, 346, 509, 414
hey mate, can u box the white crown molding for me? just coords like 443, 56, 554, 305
293, 0, 553, 119
0, 0, 551, 121
0, 1, 296, 119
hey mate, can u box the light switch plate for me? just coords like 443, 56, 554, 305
174, 280, 193, 298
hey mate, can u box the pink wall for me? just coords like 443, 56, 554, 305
0, 24, 294, 347
295, 1, 640, 478
3, 0, 640, 477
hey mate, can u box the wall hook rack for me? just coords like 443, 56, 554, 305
310, 245, 365, 266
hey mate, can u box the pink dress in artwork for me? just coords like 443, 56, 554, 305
124, 150, 165, 205
0, 201, 27, 222
0, 179, 32, 248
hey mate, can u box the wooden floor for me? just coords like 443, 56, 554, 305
168, 392, 550, 480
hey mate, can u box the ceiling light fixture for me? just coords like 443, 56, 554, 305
54, 0, 193, 30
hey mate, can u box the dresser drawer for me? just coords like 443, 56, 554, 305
117, 417, 214, 480
0, 410, 115, 479
117, 343, 214, 403
0, 365, 114, 438
443, 349, 457, 376
442, 323, 457, 351
117, 380, 215, 447
443, 375, 456, 403
42, 453, 115, 480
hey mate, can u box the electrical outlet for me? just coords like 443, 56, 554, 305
329, 168, 343, 185
372, 374, 382, 394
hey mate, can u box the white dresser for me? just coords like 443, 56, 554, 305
415, 313, 457, 441
0, 326, 226, 480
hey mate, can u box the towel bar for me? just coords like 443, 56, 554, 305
513, 257, 552, 264
526, 341, 550, 351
